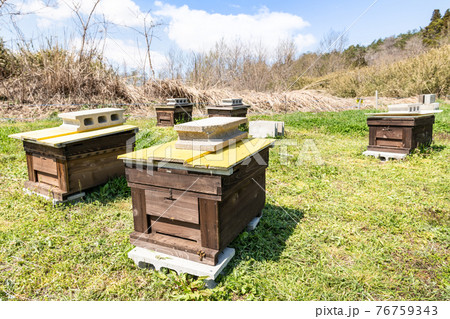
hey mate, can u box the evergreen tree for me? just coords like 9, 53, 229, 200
422, 9, 445, 46
442, 9, 450, 36
431, 9, 441, 21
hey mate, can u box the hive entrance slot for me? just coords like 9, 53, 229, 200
156, 231, 197, 242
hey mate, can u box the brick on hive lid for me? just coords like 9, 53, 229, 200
419, 102, 441, 114
219, 98, 250, 108
58, 108, 125, 132
174, 117, 248, 152
387, 103, 421, 114
166, 98, 193, 106
418, 94, 436, 104
387, 102, 441, 115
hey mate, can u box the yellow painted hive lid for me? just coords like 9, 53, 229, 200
9, 124, 138, 148
118, 138, 274, 170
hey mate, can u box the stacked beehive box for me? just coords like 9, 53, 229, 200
9, 108, 138, 202
206, 98, 250, 118
155, 98, 193, 127
119, 117, 274, 265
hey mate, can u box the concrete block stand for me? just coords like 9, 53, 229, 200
249, 121, 284, 138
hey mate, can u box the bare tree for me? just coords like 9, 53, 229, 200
142, 12, 159, 79
122, 11, 163, 81
313, 29, 349, 75
160, 46, 187, 80
70, 0, 101, 59
275, 38, 297, 65
319, 28, 349, 53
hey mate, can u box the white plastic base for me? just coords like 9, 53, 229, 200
23, 188, 85, 205
128, 247, 235, 282
246, 214, 262, 231
363, 151, 407, 161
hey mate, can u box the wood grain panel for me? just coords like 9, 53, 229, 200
68, 148, 125, 192
199, 199, 219, 249
131, 188, 149, 233
375, 138, 403, 147
150, 216, 200, 242
146, 189, 199, 224
36, 171, 59, 186
375, 128, 403, 140
32, 155, 57, 175
126, 167, 222, 195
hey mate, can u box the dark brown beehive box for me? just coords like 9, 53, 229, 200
156, 98, 193, 127
367, 114, 435, 154
10, 108, 138, 202
207, 98, 250, 118
125, 148, 268, 265
119, 118, 273, 265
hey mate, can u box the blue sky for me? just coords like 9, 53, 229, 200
141, 0, 448, 46
1, 1, 448, 72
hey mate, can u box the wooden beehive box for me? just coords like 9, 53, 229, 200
119, 117, 274, 265
155, 98, 193, 127
207, 98, 250, 118
10, 108, 138, 202
366, 113, 435, 154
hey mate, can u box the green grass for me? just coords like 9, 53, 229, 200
0, 104, 449, 300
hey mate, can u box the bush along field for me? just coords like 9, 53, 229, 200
0, 103, 448, 301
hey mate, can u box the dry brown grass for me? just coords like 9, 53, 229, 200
0, 47, 135, 105
0, 44, 440, 120
0, 78, 420, 120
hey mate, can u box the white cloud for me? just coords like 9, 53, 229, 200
69, 37, 166, 72
154, 2, 316, 53
16, 0, 147, 27
103, 38, 166, 72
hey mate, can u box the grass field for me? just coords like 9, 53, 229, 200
0, 104, 448, 301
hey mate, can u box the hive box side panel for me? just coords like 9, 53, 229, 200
23, 142, 65, 159
64, 131, 136, 157
411, 123, 434, 149
125, 167, 222, 195
218, 168, 266, 250
150, 216, 201, 243
207, 108, 248, 118
67, 148, 127, 193
156, 110, 175, 127
217, 148, 269, 249
131, 188, 149, 234
199, 199, 220, 250
146, 188, 200, 224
